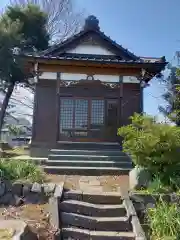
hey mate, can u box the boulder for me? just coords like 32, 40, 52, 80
31, 182, 42, 193
42, 183, 56, 194
0, 182, 5, 197
0, 193, 14, 205
22, 184, 32, 197
129, 166, 151, 190
12, 182, 23, 196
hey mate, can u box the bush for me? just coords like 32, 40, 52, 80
117, 113, 180, 183
146, 177, 173, 194
148, 201, 180, 239
0, 159, 45, 183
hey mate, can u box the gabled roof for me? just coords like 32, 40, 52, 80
40, 15, 139, 61
26, 15, 166, 75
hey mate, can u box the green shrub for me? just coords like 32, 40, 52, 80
147, 177, 173, 194
148, 201, 180, 239
0, 159, 45, 183
118, 113, 180, 183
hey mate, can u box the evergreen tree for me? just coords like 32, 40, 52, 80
0, 4, 49, 134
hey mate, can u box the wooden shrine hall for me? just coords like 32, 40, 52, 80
25, 15, 167, 157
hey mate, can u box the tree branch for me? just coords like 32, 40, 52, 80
10, 0, 84, 42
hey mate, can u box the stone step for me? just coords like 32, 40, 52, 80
60, 200, 127, 217
44, 166, 131, 175
61, 212, 131, 231
63, 190, 123, 204
46, 160, 132, 168
48, 154, 131, 162
62, 226, 135, 240
57, 141, 122, 150
50, 149, 127, 157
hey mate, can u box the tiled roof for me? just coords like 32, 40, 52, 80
39, 15, 139, 61
27, 15, 167, 66
25, 53, 166, 65
25, 16, 167, 68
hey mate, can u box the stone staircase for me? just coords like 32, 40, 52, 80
44, 141, 133, 175
59, 189, 144, 239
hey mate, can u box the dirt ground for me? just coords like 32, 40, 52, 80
47, 174, 129, 195
0, 204, 57, 239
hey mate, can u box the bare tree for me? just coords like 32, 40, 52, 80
10, 0, 84, 42
1, 86, 34, 121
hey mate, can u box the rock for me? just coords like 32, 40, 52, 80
43, 183, 56, 194
31, 182, 42, 193
146, 203, 156, 209
54, 183, 64, 198
13, 195, 24, 206
49, 197, 60, 229
12, 183, 23, 196
25, 193, 47, 204
22, 184, 32, 197
0, 182, 5, 197
25, 193, 40, 204
0, 193, 14, 205
129, 166, 151, 190
4, 180, 12, 192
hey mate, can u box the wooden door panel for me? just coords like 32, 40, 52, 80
59, 97, 117, 141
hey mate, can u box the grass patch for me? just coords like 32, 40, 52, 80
148, 201, 180, 240
0, 159, 46, 183
2, 146, 29, 158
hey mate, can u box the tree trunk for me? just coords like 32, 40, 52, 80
0, 82, 15, 136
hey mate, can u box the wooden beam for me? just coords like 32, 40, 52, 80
37, 64, 141, 76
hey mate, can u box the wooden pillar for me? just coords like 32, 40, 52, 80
31, 85, 37, 142
31, 61, 39, 143
119, 76, 124, 126
56, 72, 61, 142
117, 76, 123, 144
140, 86, 143, 113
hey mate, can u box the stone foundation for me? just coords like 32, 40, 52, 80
30, 142, 54, 157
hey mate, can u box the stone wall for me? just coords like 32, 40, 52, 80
0, 181, 62, 206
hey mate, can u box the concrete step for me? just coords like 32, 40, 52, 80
61, 212, 131, 231
50, 149, 128, 157
60, 200, 127, 217
44, 166, 131, 175
48, 154, 131, 162
46, 160, 132, 168
62, 226, 135, 240
63, 190, 123, 204
57, 141, 122, 150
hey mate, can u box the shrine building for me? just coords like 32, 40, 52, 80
25, 16, 167, 157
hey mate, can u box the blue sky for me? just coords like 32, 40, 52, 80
76, 0, 179, 121
1, 0, 179, 120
